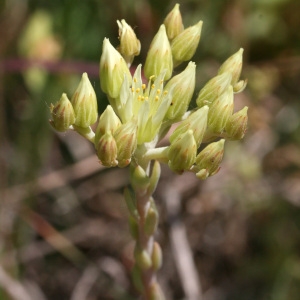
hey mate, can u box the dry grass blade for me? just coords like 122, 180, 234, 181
163, 180, 203, 300
0, 266, 33, 300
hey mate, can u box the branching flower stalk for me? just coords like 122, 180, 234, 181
49, 4, 248, 299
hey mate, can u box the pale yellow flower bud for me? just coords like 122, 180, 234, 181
165, 61, 196, 120
95, 132, 118, 167
168, 130, 197, 174
95, 105, 121, 145
144, 25, 173, 80
71, 73, 98, 128
170, 105, 209, 147
164, 3, 184, 41
196, 72, 232, 107
100, 38, 132, 99
50, 93, 75, 132
195, 139, 225, 179
171, 20, 203, 67
208, 85, 234, 134
117, 19, 141, 66
225, 106, 248, 140
218, 48, 246, 93
114, 119, 137, 167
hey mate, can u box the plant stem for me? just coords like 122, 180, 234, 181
135, 187, 155, 298
130, 154, 164, 299
72, 125, 95, 143
143, 147, 169, 163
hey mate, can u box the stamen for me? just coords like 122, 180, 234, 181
136, 88, 140, 93
133, 77, 137, 83
156, 89, 161, 95
131, 87, 135, 92
155, 96, 159, 101
151, 84, 155, 89
142, 84, 146, 90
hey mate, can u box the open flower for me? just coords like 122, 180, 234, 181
117, 65, 173, 144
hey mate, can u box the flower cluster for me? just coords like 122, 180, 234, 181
49, 3, 248, 180
49, 4, 249, 298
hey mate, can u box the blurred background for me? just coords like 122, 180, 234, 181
1, 0, 300, 299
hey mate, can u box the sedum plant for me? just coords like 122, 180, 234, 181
49, 3, 248, 299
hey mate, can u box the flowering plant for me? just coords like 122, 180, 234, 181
49, 4, 248, 299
